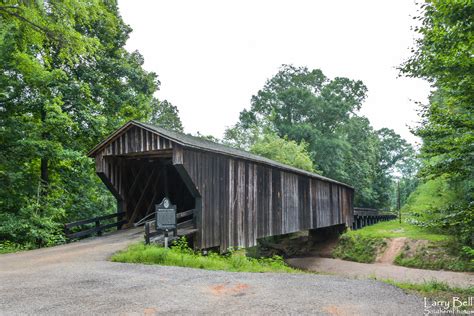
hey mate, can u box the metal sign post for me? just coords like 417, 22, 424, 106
155, 197, 177, 248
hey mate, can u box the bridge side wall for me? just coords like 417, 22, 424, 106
176, 147, 354, 251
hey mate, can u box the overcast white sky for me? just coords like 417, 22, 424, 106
118, 0, 431, 146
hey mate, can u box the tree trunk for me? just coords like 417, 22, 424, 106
40, 107, 49, 195
41, 158, 49, 187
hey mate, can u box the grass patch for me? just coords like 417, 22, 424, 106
111, 238, 300, 273
332, 234, 386, 263
346, 220, 450, 242
0, 241, 31, 254
334, 220, 472, 272
394, 242, 474, 272
382, 279, 474, 311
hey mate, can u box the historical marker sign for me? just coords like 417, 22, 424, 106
155, 197, 176, 231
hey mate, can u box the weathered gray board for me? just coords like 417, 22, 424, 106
89, 121, 354, 251
175, 147, 353, 251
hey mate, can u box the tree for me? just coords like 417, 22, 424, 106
373, 128, 418, 209
401, 1, 473, 181
150, 99, 184, 132
238, 65, 368, 180
339, 116, 379, 208
250, 132, 317, 173
193, 132, 221, 143
400, 1, 473, 245
223, 122, 267, 151
0, 0, 158, 247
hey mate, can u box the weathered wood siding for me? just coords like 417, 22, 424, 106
95, 126, 173, 171
178, 147, 354, 251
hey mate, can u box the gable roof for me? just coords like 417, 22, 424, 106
89, 120, 353, 189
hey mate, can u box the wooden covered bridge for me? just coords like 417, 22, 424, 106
88, 121, 356, 251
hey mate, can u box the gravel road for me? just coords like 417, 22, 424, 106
0, 228, 425, 315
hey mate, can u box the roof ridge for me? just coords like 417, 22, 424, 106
132, 121, 354, 189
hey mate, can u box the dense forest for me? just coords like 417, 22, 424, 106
0, 1, 471, 251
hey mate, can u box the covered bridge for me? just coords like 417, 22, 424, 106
88, 121, 354, 251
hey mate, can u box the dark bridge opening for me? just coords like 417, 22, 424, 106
101, 156, 197, 228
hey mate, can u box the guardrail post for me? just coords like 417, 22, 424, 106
96, 220, 102, 236
117, 213, 123, 230
64, 224, 69, 239
144, 222, 150, 245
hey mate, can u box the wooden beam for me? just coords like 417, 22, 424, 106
176, 209, 194, 219
126, 164, 146, 202
127, 165, 159, 226
144, 170, 163, 216
104, 149, 173, 158
177, 219, 194, 229
65, 212, 126, 229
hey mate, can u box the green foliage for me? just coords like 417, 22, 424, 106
222, 122, 263, 151
394, 241, 473, 272
149, 99, 184, 132
110, 238, 300, 273
403, 177, 473, 246
250, 132, 317, 173
193, 132, 221, 143
400, 1, 473, 246
401, 1, 473, 181
0, 211, 65, 248
0, 0, 161, 248
346, 220, 450, 242
0, 240, 30, 254
332, 235, 386, 263
382, 279, 474, 306
417, 203, 474, 247
403, 177, 461, 215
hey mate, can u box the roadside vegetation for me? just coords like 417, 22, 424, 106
343, 220, 449, 242
0, 241, 30, 254
111, 238, 300, 273
394, 242, 473, 272
382, 279, 474, 310
333, 220, 473, 272
332, 235, 386, 263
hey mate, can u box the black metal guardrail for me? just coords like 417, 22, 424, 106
64, 211, 127, 239
352, 207, 397, 230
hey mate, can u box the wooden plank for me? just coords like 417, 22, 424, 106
177, 219, 194, 229
176, 209, 194, 219
66, 220, 127, 239
178, 228, 198, 236
65, 212, 126, 229
272, 169, 282, 235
